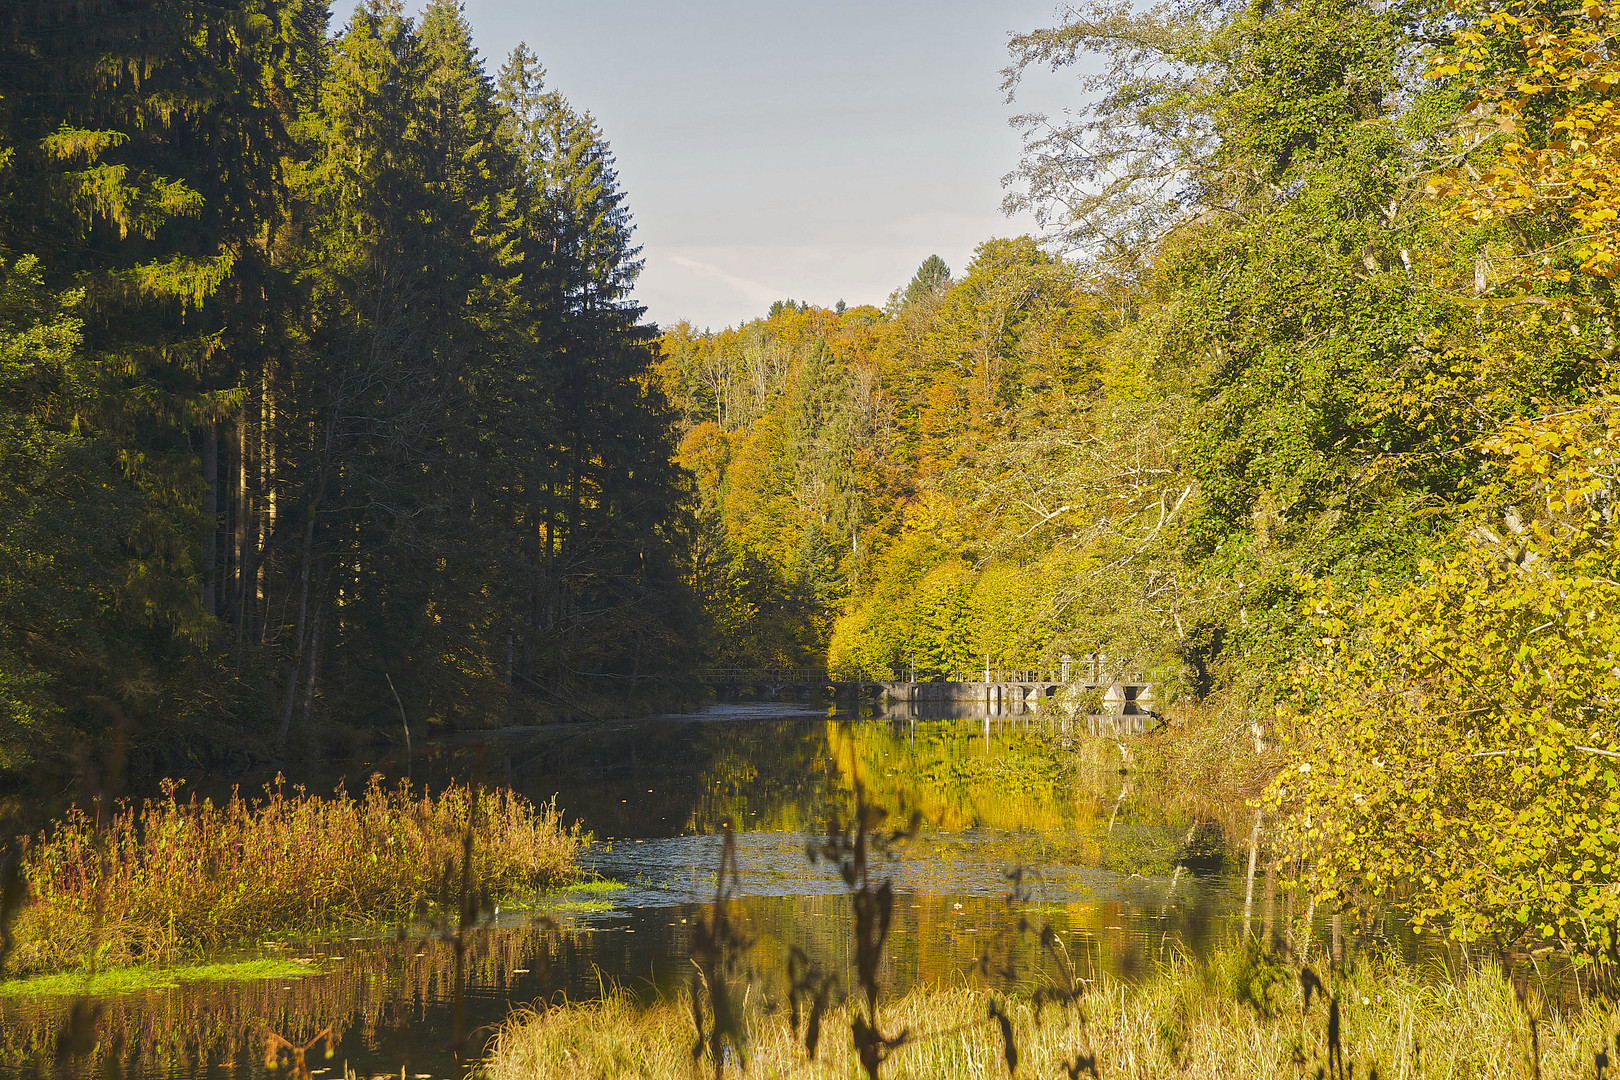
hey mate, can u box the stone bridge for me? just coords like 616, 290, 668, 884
697, 665, 1170, 719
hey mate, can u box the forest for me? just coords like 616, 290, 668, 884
0, 0, 1617, 1075
656, 0, 1620, 953
0, 0, 1616, 975
0, 0, 696, 779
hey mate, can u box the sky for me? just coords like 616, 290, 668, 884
458, 0, 1079, 331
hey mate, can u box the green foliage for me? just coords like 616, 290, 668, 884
0, 255, 146, 771
656, 0, 1620, 965
1251, 0, 1620, 957
0, 0, 699, 775
1267, 399, 1620, 953
660, 240, 1107, 673
900, 255, 951, 309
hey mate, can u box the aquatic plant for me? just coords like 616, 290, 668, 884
7, 775, 583, 973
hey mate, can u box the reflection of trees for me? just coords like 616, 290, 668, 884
484, 718, 842, 836
824, 718, 1117, 833
684, 722, 837, 834
710, 880, 1240, 1013
0, 922, 557, 1076
457, 716, 1224, 853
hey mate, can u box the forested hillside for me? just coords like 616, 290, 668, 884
0, 0, 695, 777
658, 0, 1618, 715
657, 0, 1620, 953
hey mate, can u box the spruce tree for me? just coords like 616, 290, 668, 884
0, 0, 304, 765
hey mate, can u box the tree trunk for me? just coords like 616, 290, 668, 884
259, 371, 276, 642
277, 514, 316, 751
1262, 859, 1277, 951
237, 415, 249, 625
1243, 808, 1262, 935
203, 426, 218, 616
298, 608, 323, 736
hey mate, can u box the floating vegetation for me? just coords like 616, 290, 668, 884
0, 958, 320, 997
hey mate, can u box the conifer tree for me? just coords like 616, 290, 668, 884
0, 0, 705, 772
0, 0, 305, 763
494, 45, 695, 704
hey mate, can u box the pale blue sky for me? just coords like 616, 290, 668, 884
459, 0, 1077, 330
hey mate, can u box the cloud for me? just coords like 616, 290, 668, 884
664, 254, 785, 308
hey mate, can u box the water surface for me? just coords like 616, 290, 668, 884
0, 705, 1242, 1079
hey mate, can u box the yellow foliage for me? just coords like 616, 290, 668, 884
1267, 393, 1620, 952
1428, 0, 1620, 277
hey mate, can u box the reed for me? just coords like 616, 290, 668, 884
485, 947, 1618, 1079
8, 775, 583, 974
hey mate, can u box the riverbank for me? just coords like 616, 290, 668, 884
5, 776, 585, 976
486, 945, 1612, 1079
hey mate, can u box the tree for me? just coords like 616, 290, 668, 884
1262, 0, 1620, 958
0, 0, 305, 766
902, 256, 952, 308
0, 257, 128, 770
1267, 398, 1620, 955
1427, 0, 1620, 283
493, 42, 696, 707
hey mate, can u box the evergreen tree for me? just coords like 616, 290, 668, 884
902, 255, 952, 308
0, 0, 702, 775
0, 0, 304, 767
491, 42, 695, 707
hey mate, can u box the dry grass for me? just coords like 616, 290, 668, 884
9, 776, 584, 974
485, 947, 1618, 1079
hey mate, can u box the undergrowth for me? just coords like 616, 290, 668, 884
7, 776, 584, 974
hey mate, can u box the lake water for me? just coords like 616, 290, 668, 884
0, 703, 1248, 1079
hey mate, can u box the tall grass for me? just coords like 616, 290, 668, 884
9, 776, 583, 974
485, 947, 1618, 1079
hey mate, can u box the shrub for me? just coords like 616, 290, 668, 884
9, 776, 583, 974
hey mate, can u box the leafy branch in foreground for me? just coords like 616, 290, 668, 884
1267, 395, 1620, 956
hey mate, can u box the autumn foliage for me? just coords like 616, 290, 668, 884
12, 777, 582, 973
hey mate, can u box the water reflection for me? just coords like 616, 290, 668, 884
0, 709, 1240, 1079
1, 925, 557, 1079
444, 711, 1198, 840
